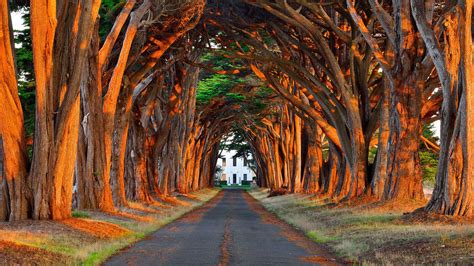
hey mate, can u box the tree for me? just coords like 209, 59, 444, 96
412, 0, 473, 216
29, 0, 101, 219
0, 0, 28, 221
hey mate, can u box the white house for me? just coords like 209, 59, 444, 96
216, 150, 254, 185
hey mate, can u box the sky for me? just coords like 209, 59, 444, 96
11, 11, 25, 31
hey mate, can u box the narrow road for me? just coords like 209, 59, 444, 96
105, 190, 339, 265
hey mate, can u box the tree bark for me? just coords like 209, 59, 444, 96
0, 1, 28, 221
412, 0, 473, 216
76, 25, 114, 211
302, 125, 322, 194
384, 75, 425, 200
30, 0, 100, 219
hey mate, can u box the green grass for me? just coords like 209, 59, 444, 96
72, 211, 91, 218
81, 235, 141, 265
306, 230, 339, 244
220, 184, 252, 190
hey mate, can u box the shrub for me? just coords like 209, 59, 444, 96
241, 180, 251, 186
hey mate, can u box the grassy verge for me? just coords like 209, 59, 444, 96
220, 184, 252, 190
249, 188, 474, 264
0, 188, 219, 265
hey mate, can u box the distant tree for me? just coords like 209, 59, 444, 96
14, 10, 35, 139
419, 124, 439, 187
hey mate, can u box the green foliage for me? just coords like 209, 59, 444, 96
368, 147, 378, 164
14, 9, 36, 138
420, 124, 439, 187
241, 180, 251, 186
14, 14, 34, 81
197, 74, 242, 104
98, 0, 125, 40
420, 150, 438, 187
8, 0, 29, 11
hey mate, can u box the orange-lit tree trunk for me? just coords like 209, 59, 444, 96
29, 0, 100, 220
124, 77, 161, 202
108, 2, 204, 201
302, 124, 322, 194
102, 0, 152, 203
384, 75, 424, 200
370, 81, 390, 199
348, 0, 429, 201
412, 0, 473, 216
124, 108, 154, 202
73, 0, 137, 210
75, 25, 115, 210
0, 1, 28, 221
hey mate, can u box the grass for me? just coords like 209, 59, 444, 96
72, 211, 91, 218
306, 230, 339, 244
249, 188, 474, 264
0, 188, 220, 265
219, 184, 253, 190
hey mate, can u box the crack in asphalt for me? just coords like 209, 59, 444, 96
218, 217, 232, 266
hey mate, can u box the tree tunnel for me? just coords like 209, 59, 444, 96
0, 0, 472, 222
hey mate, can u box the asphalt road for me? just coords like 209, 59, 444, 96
105, 189, 339, 266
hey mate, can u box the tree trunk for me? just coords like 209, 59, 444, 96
302, 125, 322, 194
384, 75, 425, 201
412, 0, 473, 216
0, 1, 28, 221
30, 0, 100, 219
370, 81, 390, 199
76, 26, 114, 211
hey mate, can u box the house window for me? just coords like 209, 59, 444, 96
222, 158, 226, 167
243, 159, 247, 166
244, 174, 247, 181
233, 174, 237, 184
233, 157, 237, 166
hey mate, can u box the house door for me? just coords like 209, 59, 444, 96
233, 174, 237, 184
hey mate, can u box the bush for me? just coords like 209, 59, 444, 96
219, 180, 228, 186
241, 180, 251, 186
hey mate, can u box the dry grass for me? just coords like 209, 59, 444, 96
0, 188, 219, 265
249, 188, 474, 264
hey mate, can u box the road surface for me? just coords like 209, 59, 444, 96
105, 189, 339, 265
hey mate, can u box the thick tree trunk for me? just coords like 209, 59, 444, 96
112, 85, 135, 203
370, 81, 390, 199
384, 75, 425, 201
412, 0, 473, 216
302, 125, 322, 194
124, 113, 153, 202
102, 0, 151, 185
349, 0, 427, 202
76, 27, 114, 211
30, 0, 100, 219
0, 2, 28, 221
